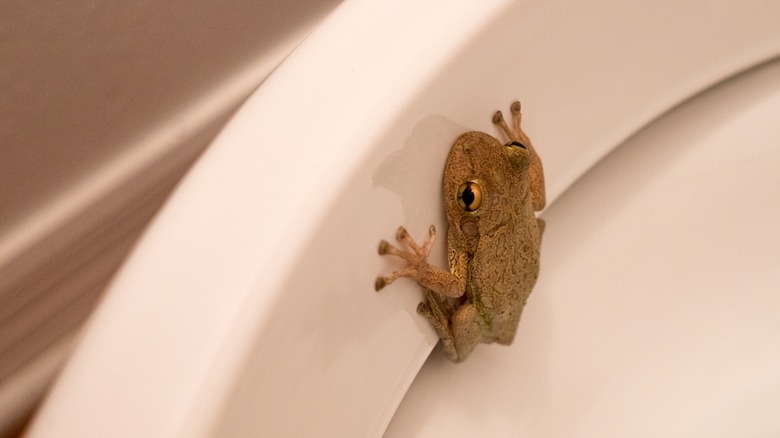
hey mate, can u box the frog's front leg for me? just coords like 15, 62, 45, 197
375, 226, 464, 298
493, 100, 546, 211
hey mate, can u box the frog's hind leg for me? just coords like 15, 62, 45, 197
417, 290, 458, 361
449, 304, 481, 362
418, 292, 481, 362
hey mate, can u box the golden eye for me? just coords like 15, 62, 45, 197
457, 181, 482, 212
507, 140, 527, 149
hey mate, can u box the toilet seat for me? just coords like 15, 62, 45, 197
387, 57, 780, 437
27, 1, 780, 436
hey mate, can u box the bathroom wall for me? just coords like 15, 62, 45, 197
0, 1, 342, 435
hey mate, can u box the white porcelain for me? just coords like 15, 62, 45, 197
27, 0, 780, 437
386, 57, 780, 438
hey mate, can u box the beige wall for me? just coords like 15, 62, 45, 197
0, 0, 339, 234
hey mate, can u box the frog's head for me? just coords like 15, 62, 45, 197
444, 131, 531, 250
503, 140, 531, 172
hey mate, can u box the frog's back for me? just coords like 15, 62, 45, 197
470, 192, 542, 345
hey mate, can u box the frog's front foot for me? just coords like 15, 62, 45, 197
493, 99, 546, 211
375, 225, 436, 291
492, 100, 528, 146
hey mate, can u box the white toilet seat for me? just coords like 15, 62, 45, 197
387, 57, 780, 438
27, 1, 780, 436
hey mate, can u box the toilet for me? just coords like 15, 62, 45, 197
26, 1, 780, 436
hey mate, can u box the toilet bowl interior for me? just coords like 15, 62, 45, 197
385, 58, 780, 437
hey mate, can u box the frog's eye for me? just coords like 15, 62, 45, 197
457, 181, 482, 212
507, 140, 527, 150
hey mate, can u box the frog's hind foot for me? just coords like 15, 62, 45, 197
417, 290, 459, 362
419, 298, 481, 362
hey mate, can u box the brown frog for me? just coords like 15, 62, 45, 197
376, 101, 545, 362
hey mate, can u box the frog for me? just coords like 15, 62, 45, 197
375, 101, 546, 362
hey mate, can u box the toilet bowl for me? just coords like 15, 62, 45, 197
26, 1, 780, 436
386, 57, 780, 437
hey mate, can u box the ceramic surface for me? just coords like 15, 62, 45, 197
28, 1, 780, 436
387, 57, 780, 438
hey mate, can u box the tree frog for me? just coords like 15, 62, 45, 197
376, 101, 546, 362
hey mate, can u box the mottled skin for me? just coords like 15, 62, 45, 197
376, 101, 546, 362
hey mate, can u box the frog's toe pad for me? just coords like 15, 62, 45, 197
492, 110, 504, 125
375, 276, 388, 291
378, 240, 390, 255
